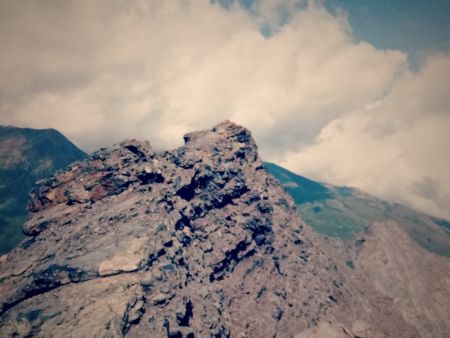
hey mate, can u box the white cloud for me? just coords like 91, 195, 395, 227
0, 0, 448, 218
282, 54, 450, 219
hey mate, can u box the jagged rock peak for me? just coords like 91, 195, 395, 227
183, 120, 255, 147
0, 121, 389, 337
26, 121, 259, 218
3, 121, 341, 337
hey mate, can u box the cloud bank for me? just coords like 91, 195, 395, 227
0, 0, 449, 219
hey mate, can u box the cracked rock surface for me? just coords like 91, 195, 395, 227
0, 121, 419, 337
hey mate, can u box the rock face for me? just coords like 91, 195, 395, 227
0, 121, 441, 337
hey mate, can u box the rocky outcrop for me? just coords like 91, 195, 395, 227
0, 121, 428, 337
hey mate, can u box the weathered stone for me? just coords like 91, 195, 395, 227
150, 292, 168, 306
0, 121, 434, 338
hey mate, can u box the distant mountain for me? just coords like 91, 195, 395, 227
265, 162, 450, 257
0, 126, 86, 254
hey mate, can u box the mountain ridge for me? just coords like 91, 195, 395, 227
265, 162, 450, 257
0, 122, 448, 337
0, 125, 87, 254
0, 121, 423, 337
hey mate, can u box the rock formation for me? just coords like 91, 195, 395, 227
0, 121, 445, 337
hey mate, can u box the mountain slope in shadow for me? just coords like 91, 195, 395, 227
265, 162, 450, 257
0, 126, 86, 254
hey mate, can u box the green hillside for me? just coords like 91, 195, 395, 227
0, 126, 86, 254
265, 162, 450, 257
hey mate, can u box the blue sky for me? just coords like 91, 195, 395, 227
216, 0, 450, 67
325, 0, 450, 67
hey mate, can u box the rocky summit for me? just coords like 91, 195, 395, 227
0, 121, 439, 337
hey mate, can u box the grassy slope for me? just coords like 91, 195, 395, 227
0, 126, 87, 255
265, 162, 450, 257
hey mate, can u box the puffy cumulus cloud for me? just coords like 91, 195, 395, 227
0, 0, 448, 218
0, 0, 405, 150
282, 54, 450, 219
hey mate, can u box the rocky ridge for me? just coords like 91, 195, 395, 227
0, 121, 425, 337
